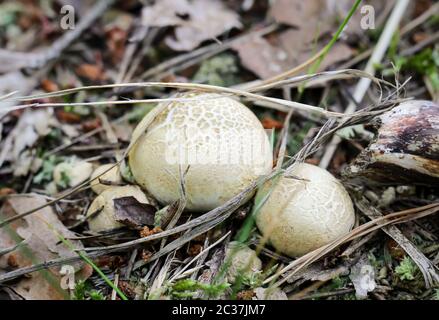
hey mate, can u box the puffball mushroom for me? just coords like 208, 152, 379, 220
128, 92, 273, 211
90, 163, 123, 194
225, 241, 262, 283
343, 100, 439, 185
86, 185, 149, 232
53, 159, 93, 188
255, 163, 355, 257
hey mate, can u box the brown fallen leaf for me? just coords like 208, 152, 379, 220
142, 0, 242, 51
105, 27, 128, 64
40, 79, 59, 93
232, 32, 352, 79
75, 63, 106, 81
113, 196, 156, 228
269, 0, 333, 35
82, 117, 102, 132
0, 195, 92, 300
55, 110, 82, 124
261, 117, 284, 129
0, 195, 91, 300
269, 0, 388, 36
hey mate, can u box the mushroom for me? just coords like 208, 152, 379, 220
90, 163, 123, 194
53, 158, 93, 188
128, 92, 273, 211
225, 241, 262, 283
255, 163, 355, 257
343, 100, 439, 185
86, 185, 149, 232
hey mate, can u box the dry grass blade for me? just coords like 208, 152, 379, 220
5, 82, 341, 117
356, 198, 439, 288
168, 231, 231, 282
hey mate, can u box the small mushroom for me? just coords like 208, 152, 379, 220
90, 163, 123, 194
53, 158, 93, 188
225, 241, 262, 283
128, 92, 273, 211
343, 100, 439, 185
86, 185, 149, 232
255, 163, 355, 257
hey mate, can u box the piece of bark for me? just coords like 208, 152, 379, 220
343, 100, 439, 185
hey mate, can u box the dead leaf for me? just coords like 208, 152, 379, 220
55, 110, 81, 124
75, 64, 106, 81
142, 0, 242, 51
232, 31, 352, 79
82, 117, 102, 132
142, 0, 190, 27
40, 79, 59, 93
105, 27, 128, 64
269, 0, 388, 36
261, 117, 284, 129
0, 195, 91, 300
113, 196, 156, 228
0, 109, 57, 174
232, 35, 290, 79
269, 0, 333, 35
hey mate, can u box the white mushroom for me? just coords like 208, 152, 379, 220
53, 159, 93, 188
90, 163, 123, 194
255, 163, 355, 257
128, 92, 273, 211
86, 185, 149, 232
225, 241, 262, 283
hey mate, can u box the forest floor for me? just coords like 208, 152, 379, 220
0, 0, 438, 300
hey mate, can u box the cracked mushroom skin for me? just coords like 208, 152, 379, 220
86, 185, 149, 232
343, 100, 439, 185
255, 163, 355, 257
128, 92, 273, 212
90, 163, 123, 194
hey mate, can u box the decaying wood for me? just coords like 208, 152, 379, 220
344, 100, 439, 185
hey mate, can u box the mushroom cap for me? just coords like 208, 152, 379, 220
53, 159, 93, 187
255, 163, 355, 257
86, 185, 149, 232
225, 241, 262, 283
128, 92, 273, 211
90, 164, 122, 194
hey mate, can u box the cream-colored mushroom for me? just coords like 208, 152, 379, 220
128, 92, 273, 211
53, 159, 93, 188
225, 241, 262, 283
90, 163, 123, 194
86, 185, 149, 232
255, 163, 355, 257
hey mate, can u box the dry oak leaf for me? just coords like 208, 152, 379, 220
0, 195, 91, 300
232, 32, 352, 79
142, 0, 242, 51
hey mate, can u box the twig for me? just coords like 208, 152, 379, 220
319, 0, 411, 169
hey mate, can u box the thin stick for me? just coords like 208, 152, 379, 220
319, 0, 410, 169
